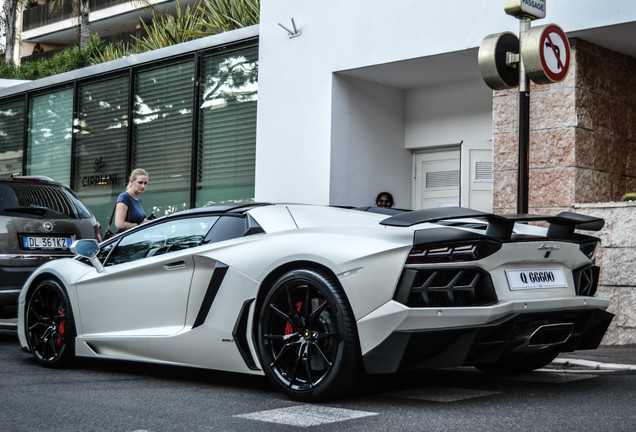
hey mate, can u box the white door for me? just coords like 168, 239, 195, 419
413, 142, 492, 211
414, 149, 460, 209
460, 141, 493, 212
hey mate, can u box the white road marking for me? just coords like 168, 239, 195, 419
384, 387, 501, 402
232, 371, 605, 426
234, 405, 378, 427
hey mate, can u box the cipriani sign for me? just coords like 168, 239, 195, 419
82, 156, 120, 187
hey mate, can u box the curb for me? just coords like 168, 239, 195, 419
551, 358, 636, 371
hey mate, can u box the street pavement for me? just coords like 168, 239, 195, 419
2, 316, 634, 371
553, 344, 636, 371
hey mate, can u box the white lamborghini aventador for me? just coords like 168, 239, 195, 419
17, 204, 613, 401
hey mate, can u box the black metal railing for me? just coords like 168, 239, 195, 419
101, 28, 148, 46
22, 0, 148, 32
21, 46, 70, 63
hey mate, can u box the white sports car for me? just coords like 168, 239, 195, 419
17, 203, 613, 401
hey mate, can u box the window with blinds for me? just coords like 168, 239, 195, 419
75, 74, 130, 228
133, 59, 195, 216
27, 88, 73, 184
196, 44, 258, 206
0, 97, 25, 177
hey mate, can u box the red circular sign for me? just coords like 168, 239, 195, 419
538, 24, 570, 82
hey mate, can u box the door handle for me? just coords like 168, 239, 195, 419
164, 260, 187, 270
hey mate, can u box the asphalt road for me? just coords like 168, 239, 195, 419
1, 330, 635, 432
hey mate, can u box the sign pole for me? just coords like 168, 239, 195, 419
518, 17, 531, 214
480, 1, 570, 215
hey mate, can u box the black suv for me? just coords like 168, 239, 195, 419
0, 176, 100, 318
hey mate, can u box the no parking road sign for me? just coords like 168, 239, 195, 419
522, 24, 571, 84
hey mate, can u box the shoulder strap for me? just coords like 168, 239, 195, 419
107, 200, 131, 229
107, 204, 117, 227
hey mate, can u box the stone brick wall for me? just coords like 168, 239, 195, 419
574, 39, 636, 203
575, 202, 636, 345
491, 39, 636, 345
492, 39, 636, 214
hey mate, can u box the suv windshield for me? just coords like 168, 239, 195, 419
0, 182, 80, 218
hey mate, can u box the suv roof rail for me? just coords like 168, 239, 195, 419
7, 174, 55, 182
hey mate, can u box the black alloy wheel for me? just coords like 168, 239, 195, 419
257, 269, 362, 401
25, 279, 76, 367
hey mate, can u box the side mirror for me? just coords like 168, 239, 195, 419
70, 239, 104, 273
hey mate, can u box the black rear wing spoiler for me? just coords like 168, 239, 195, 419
380, 207, 604, 240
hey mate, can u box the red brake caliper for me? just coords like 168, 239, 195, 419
285, 301, 302, 338
56, 309, 66, 347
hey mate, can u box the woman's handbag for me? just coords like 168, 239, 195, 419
103, 206, 117, 240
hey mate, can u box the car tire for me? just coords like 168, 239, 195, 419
25, 279, 76, 367
256, 268, 362, 401
475, 349, 559, 375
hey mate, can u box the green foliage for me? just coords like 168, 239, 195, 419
0, 44, 93, 80
0, 34, 107, 79
133, 0, 205, 53
132, 0, 261, 53
621, 192, 636, 202
0, 0, 261, 78
196, 0, 260, 35
88, 35, 133, 64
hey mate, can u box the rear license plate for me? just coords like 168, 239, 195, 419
23, 236, 72, 250
505, 268, 567, 290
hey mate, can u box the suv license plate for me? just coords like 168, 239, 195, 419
506, 268, 567, 290
23, 236, 72, 250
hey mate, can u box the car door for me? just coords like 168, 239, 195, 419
75, 216, 218, 337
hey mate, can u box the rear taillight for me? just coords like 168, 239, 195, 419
95, 222, 102, 242
406, 240, 501, 264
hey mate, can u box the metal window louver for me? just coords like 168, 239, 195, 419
426, 170, 460, 189
475, 161, 493, 182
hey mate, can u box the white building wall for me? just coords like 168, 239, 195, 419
256, 0, 636, 206
405, 80, 493, 149
330, 76, 410, 208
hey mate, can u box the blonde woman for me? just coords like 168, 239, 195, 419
115, 168, 150, 232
